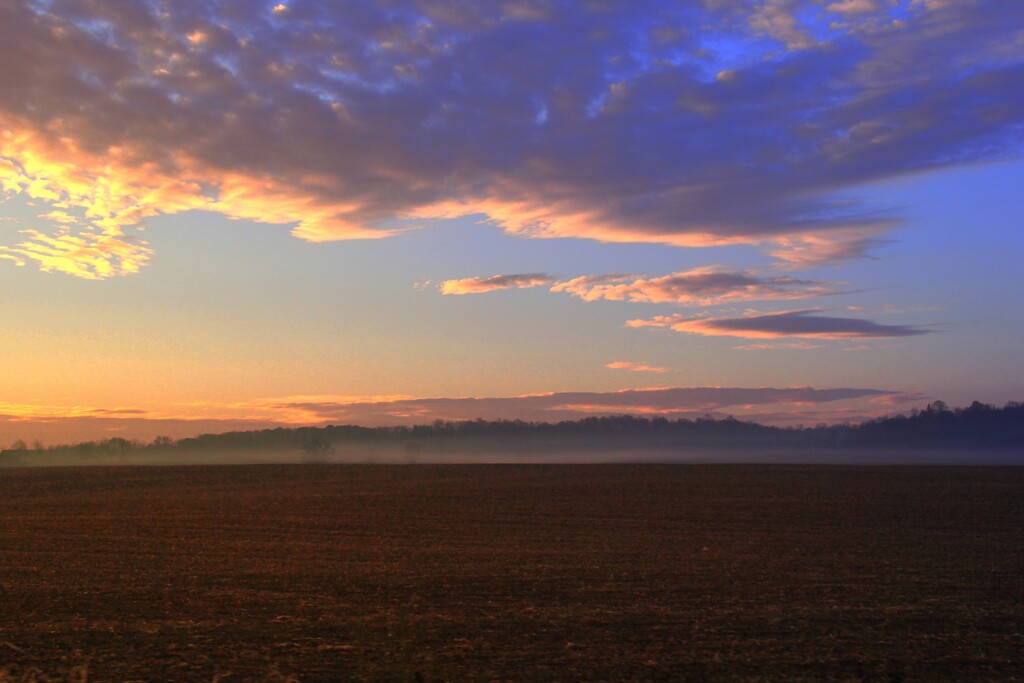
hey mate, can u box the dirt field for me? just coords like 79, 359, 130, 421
0, 465, 1021, 682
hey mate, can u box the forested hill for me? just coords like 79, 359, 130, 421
2, 401, 1023, 462
832, 401, 1024, 449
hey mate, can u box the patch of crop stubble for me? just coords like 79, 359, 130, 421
0, 464, 1022, 681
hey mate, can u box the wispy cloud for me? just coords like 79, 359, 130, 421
734, 342, 828, 351
766, 230, 895, 268
439, 273, 555, 294
439, 266, 841, 305
0, 402, 152, 421
749, 0, 817, 50
0, 229, 152, 279
827, 0, 883, 17
606, 361, 670, 373
550, 267, 839, 305
628, 309, 932, 339
0, 1, 1020, 276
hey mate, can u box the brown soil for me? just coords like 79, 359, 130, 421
0, 464, 1021, 681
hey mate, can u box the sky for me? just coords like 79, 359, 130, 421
1, 0, 1023, 445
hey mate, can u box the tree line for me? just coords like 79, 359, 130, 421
2, 400, 1023, 459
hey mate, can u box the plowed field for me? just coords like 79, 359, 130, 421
1, 465, 1022, 681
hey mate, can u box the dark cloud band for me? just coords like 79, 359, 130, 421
629, 309, 931, 339
1, 0, 1021, 276
269, 386, 899, 424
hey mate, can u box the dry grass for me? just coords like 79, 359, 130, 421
0, 464, 1022, 681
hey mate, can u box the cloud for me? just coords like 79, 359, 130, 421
38, 210, 80, 225
749, 0, 817, 50
0, 228, 152, 279
261, 386, 902, 425
440, 266, 841, 304
827, 0, 882, 16
766, 230, 895, 268
550, 266, 839, 305
733, 341, 827, 351
869, 391, 930, 406
628, 309, 932, 339
737, 390, 929, 426
606, 361, 670, 373
439, 273, 555, 294
0, 414, 287, 446
0, 0, 1021, 276
0, 397, 389, 444
0, 386, 924, 442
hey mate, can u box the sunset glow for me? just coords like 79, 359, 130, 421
1, 0, 1022, 445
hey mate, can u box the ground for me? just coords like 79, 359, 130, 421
0, 464, 1022, 681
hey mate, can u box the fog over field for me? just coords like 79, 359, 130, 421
5, 445, 1024, 468
4, 402, 1024, 467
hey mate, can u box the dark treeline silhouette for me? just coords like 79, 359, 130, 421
836, 400, 1024, 449
2, 400, 1023, 462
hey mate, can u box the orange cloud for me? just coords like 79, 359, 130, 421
606, 361, 670, 373
766, 228, 895, 268
402, 197, 744, 249
439, 273, 555, 294
551, 266, 838, 305
0, 118, 392, 278
1, 229, 152, 280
